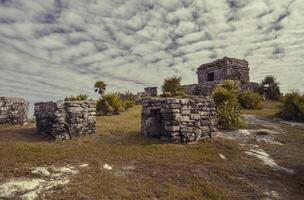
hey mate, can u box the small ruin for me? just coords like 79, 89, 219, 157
0, 97, 29, 125
34, 100, 96, 140
144, 87, 158, 97
183, 57, 260, 95
141, 97, 217, 143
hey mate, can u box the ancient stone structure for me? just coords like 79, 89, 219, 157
0, 97, 29, 125
141, 97, 217, 143
34, 100, 96, 140
183, 57, 260, 96
144, 87, 158, 97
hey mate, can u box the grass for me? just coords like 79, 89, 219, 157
0, 105, 303, 199
241, 101, 282, 118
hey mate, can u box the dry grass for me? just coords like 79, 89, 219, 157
241, 101, 282, 118
0, 105, 303, 199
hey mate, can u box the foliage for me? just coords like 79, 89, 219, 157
161, 76, 186, 97
212, 80, 244, 129
94, 80, 107, 96
97, 93, 125, 115
216, 103, 245, 130
64, 94, 88, 101
238, 91, 263, 109
260, 75, 281, 101
220, 80, 240, 94
124, 100, 136, 109
118, 91, 137, 102
280, 91, 304, 122
212, 87, 238, 107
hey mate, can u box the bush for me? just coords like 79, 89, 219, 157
64, 94, 88, 101
161, 76, 186, 97
238, 91, 263, 109
97, 93, 125, 115
221, 80, 240, 94
217, 103, 245, 130
212, 81, 245, 129
212, 87, 238, 107
280, 91, 304, 122
259, 75, 281, 101
124, 100, 136, 109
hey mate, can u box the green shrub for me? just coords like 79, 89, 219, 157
64, 94, 88, 101
259, 75, 281, 101
212, 81, 245, 129
161, 76, 186, 97
216, 103, 245, 130
212, 87, 238, 107
124, 100, 136, 109
97, 93, 125, 115
238, 91, 263, 109
280, 91, 304, 122
221, 80, 240, 94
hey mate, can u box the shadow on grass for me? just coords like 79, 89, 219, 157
0, 125, 47, 143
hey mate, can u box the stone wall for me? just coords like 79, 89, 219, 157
197, 57, 250, 84
0, 97, 29, 125
34, 100, 96, 140
144, 87, 158, 97
141, 97, 217, 143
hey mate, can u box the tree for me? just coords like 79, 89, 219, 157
161, 76, 185, 97
260, 76, 281, 101
94, 81, 107, 96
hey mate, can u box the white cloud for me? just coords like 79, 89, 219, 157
0, 0, 303, 114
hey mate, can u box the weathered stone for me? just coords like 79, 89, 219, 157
34, 100, 96, 140
141, 97, 217, 144
183, 57, 260, 96
0, 97, 29, 125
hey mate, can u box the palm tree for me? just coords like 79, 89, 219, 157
94, 81, 107, 96
260, 76, 281, 101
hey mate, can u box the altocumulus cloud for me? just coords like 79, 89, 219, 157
1, 0, 304, 106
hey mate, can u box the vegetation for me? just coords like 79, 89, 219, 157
216, 103, 245, 129
97, 93, 125, 115
161, 76, 186, 97
220, 80, 240, 94
238, 91, 263, 109
212, 87, 238, 107
260, 75, 281, 101
280, 91, 304, 122
64, 94, 88, 101
94, 80, 107, 96
1, 106, 304, 199
212, 80, 244, 129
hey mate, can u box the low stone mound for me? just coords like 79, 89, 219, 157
34, 100, 96, 140
0, 96, 29, 125
141, 97, 217, 143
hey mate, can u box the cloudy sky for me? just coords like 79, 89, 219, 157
1, 0, 304, 106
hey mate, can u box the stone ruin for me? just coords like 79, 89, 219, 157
141, 97, 217, 143
0, 97, 29, 125
34, 100, 96, 140
183, 57, 260, 96
144, 87, 158, 97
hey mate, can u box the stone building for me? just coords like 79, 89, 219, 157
0, 97, 29, 125
183, 57, 260, 96
141, 97, 217, 143
144, 87, 158, 97
34, 100, 96, 140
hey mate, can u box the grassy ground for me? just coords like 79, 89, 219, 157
0, 105, 303, 199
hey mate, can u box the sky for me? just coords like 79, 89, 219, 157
1, 0, 304, 107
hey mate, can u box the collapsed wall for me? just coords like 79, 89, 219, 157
0, 97, 29, 125
34, 100, 96, 140
141, 97, 217, 143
